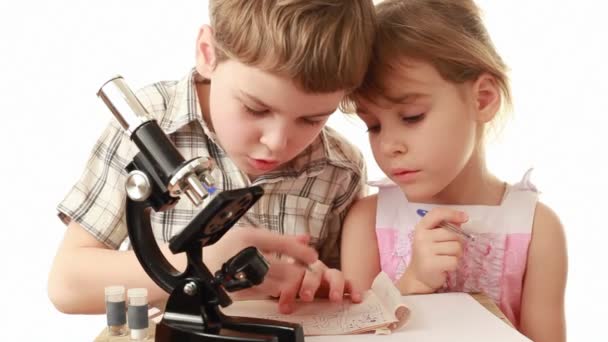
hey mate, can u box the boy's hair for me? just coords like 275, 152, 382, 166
344, 0, 511, 113
209, 0, 376, 93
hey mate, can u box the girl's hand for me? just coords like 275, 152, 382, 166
401, 207, 468, 293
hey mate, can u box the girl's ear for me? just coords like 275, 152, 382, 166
473, 73, 501, 123
195, 25, 217, 79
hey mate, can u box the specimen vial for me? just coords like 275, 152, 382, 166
105, 285, 127, 336
127, 288, 149, 340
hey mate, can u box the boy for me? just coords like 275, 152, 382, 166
48, 0, 375, 315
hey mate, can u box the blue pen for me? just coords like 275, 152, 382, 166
416, 209, 475, 241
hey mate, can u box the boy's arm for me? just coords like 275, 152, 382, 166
48, 220, 186, 314
340, 195, 381, 291
48, 220, 320, 314
519, 202, 567, 342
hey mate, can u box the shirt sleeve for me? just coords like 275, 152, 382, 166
56, 120, 137, 249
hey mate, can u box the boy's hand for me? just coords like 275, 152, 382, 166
205, 227, 319, 301
300, 260, 362, 302
275, 257, 362, 314
228, 228, 318, 266
208, 227, 318, 271
401, 207, 468, 293
213, 229, 360, 313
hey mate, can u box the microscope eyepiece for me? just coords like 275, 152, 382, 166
97, 76, 151, 134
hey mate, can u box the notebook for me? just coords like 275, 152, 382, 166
221, 272, 410, 335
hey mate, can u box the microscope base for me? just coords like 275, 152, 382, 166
155, 279, 304, 342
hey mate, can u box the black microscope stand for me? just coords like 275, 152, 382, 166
126, 185, 305, 342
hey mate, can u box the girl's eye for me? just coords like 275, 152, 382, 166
300, 118, 325, 127
401, 113, 425, 124
366, 125, 380, 134
244, 105, 269, 116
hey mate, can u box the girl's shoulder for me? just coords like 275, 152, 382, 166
349, 193, 379, 215
342, 194, 379, 234
531, 201, 564, 241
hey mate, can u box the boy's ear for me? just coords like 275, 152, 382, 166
195, 25, 217, 79
472, 73, 501, 123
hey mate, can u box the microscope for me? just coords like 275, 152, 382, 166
97, 76, 304, 342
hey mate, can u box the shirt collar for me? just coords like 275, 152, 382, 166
159, 68, 217, 142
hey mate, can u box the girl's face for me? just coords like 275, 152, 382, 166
357, 59, 483, 203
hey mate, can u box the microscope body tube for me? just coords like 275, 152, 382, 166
97, 76, 186, 186
131, 121, 185, 186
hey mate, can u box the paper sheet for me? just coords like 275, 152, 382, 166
221, 272, 409, 335
306, 293, 532, 342
370, 271, 410, 331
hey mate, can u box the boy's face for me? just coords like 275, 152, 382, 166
198, 59, 344, 178
356, 59, 482, 203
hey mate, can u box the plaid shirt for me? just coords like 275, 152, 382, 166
57, 69, 366, 267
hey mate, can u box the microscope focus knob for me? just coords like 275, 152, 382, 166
126, 170, 152, 201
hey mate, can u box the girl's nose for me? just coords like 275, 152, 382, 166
380, 134, 408, 157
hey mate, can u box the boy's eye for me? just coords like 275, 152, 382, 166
244, 105, 269, 116
401, 113, 425, 124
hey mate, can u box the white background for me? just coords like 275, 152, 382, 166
0, 0, 606, 340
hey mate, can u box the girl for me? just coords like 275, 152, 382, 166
340, 1, 567, 341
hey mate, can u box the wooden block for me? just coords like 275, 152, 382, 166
94, 321, 156, 341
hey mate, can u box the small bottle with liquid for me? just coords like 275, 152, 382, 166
127, 288, 149, 340
105, 285, 128, 336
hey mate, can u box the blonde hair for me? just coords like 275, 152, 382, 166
209, 0, 376, 93
343, 0, 511, 114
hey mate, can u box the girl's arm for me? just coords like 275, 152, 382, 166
340, 195, 381, 291
519, 202, 568, 342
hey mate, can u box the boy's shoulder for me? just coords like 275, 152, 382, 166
321, 125, 365, 175
130, 70, 203, 135
133, 79, 182, 124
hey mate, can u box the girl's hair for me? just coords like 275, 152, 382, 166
342, 0, 511, 114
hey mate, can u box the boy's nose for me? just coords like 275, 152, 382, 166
260, 125, 289, 153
